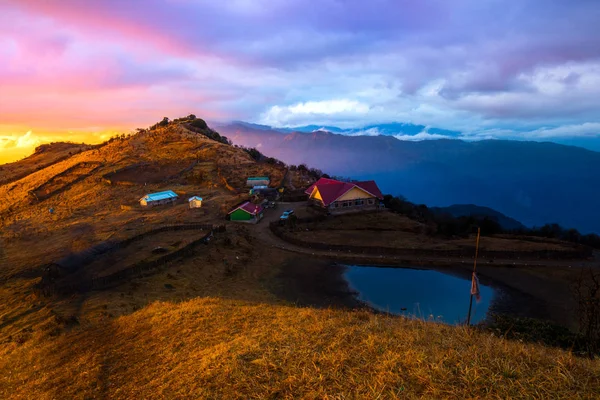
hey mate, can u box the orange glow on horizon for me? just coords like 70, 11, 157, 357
0, 126, 131, 165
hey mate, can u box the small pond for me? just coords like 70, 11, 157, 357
344, 265, 495, 325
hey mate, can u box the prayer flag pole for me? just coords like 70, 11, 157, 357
466, 227, 481, 326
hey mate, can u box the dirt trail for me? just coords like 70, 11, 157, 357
252, 204, 596, 269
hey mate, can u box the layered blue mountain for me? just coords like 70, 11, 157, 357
224, 122, 462, 138
276, 122, 461, 137
429, 204, 526, 231
217, 122, 600, 234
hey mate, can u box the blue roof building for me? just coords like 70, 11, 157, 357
140, 190, 179, 206
246, 176, 270, 187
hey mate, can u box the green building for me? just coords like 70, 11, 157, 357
228, 202, 264, 223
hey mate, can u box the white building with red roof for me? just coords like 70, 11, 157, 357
305, 178, 384, 214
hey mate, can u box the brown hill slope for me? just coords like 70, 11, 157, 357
0, 142, 94, 186
0, 123, 300, 280
0, 126, 274, 227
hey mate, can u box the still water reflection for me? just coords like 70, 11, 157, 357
344, 265, 494, 324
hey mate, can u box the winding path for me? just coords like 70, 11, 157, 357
251, 203, 598, 269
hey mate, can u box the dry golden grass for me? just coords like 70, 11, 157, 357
1, 297, 599, 399
0, 124, 287, 244
2, 124, 598, 399
0, 142, 93, 185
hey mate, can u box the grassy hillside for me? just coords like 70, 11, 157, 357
1, 119, 599, 399
0, 142, 95, 186
0, 121, 308, 306
0, 124, 296, 247
1, 297, 599, 399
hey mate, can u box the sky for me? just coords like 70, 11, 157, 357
1, 0, 600, 163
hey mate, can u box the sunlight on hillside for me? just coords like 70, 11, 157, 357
0, 119, 598, 398
1, 297, 598, 399
2, 0, 600, 396
0, 128, 124, 164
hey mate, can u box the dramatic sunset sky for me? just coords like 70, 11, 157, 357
1, 0, 600, 163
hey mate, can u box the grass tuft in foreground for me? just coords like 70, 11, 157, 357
1, 297, 599, 399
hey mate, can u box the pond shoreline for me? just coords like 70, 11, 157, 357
342, 264, 492, 325
273, 256, 577, 330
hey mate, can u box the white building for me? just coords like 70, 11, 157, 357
188, 196, 203, 208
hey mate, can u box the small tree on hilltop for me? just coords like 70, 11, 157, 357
565, 228, 582, 243
190, 118, 208, 130
244, 147, 263, 161
581, 234, 600, 249
308, 168, 323, 179
479, 217, 503, 236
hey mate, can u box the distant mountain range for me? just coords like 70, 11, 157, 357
227, 121, 462, 138
223, 121, 600, 151
216, 122, 600, 234
430, 204, 526, 231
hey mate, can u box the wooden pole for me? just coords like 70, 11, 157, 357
466, 227, 481, 326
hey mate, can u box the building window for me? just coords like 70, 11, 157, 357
368, 199, 375, 205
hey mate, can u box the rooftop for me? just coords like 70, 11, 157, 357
229, 201, 264, 215
141, 190, 178, 202
304, 177, 343, 195
306, 178, 384, 206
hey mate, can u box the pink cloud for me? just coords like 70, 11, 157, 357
0, 0, 599, 148
0, 4, 198, 89
3, 0, 229, 61
0, 2, 233, 134
0, 83, 229, 130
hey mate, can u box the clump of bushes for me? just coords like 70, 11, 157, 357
242, 147, 263, 161
515, 224, 600, 249
383, 194, 600, 248
148, 117, 171, 130
188, 118, 208, 130
146, 115, 231, 145
383, 195, 507, 237
485, 313, 598, 358
105, 133, 128, 144
173, 114, 197, 123
237, 146, 288, 168
292, 163, 325, 180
